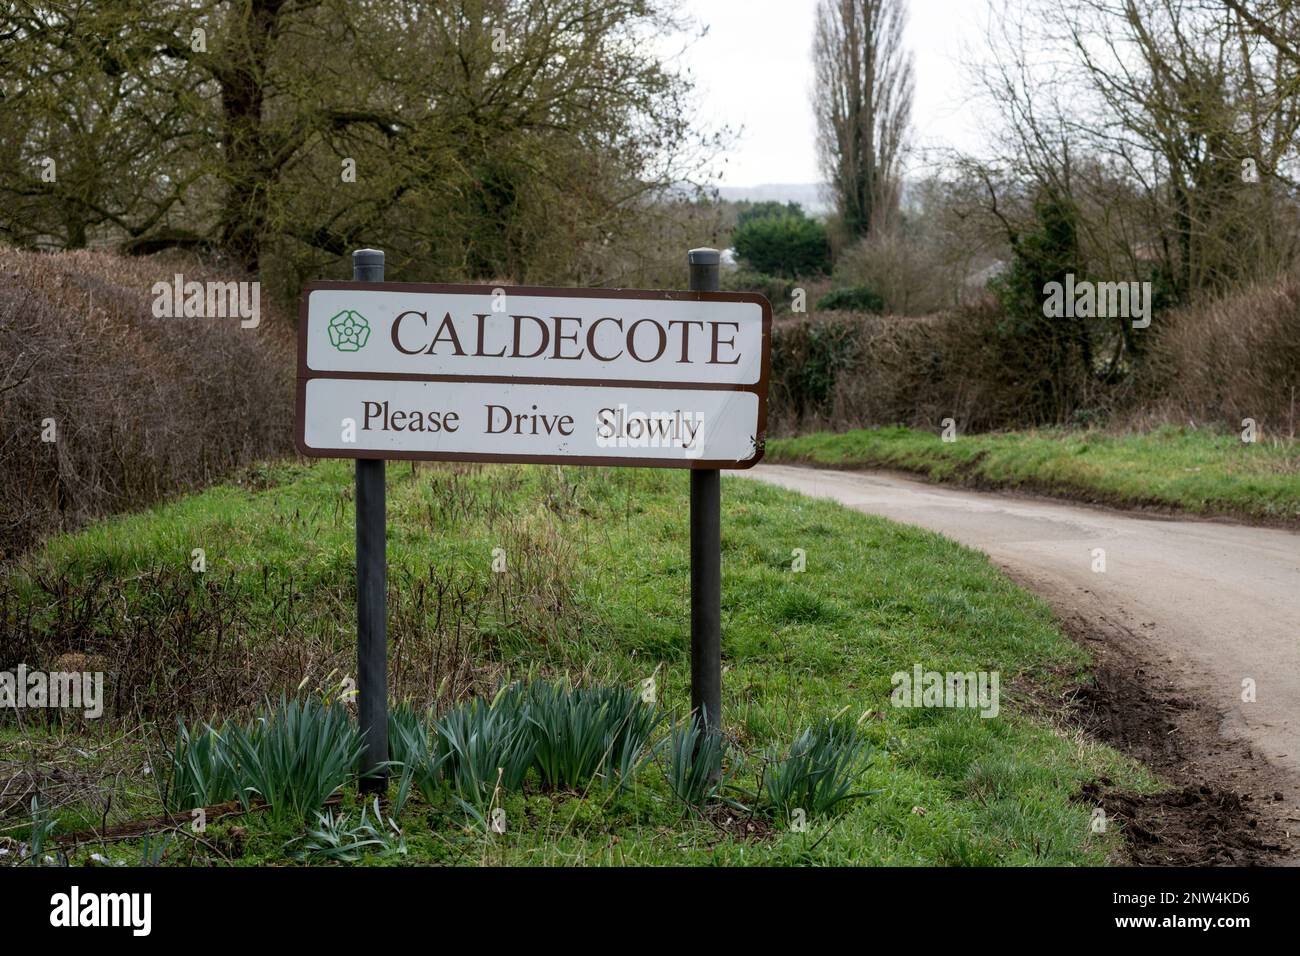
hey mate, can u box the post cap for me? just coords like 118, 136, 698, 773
687, 248, 720, 266
352, 248, 385, 267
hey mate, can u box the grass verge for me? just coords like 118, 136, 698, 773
767, 425, 1300, 524
1, 460, 1153, 865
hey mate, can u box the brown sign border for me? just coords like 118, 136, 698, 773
295, 280, 771, 470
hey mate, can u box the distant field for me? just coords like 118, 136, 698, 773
768, 426, 1300, 524
0, 461, 1151, 866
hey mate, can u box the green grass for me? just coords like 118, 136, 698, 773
768, 425, 1300, 523
2, 459, 1155, 866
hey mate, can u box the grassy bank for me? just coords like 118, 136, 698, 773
1, 461, 1150, 866
768, 426, 1300, 524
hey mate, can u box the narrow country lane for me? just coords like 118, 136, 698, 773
744, 464, 1300, 852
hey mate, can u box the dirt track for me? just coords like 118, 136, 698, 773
744, 464, 1300, 864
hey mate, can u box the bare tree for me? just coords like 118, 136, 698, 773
967, 0, 1300, 302
813, 0, 914, 239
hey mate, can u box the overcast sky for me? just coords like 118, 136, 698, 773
671, 0, 995, 187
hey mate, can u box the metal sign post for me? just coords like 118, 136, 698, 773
300, 247, 769, 794
352, 248, 388, 793
687, 249, 722, 741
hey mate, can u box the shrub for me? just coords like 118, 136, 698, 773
0, 247, 294, 562
816, 286, 885, 313
166, 695, 363, 822
436, 684, 536, 818
526, 681, 611, 791
26, 797, 57, 865
290, 797, 406, 863
222, 695, 364, 822
665, 715, 729, 807
166, 719, 241, 812
733, 214, 831, 278
983, 190, 1159, 424
388, 701, 446, 813
591, 685, 662, 790
766, 299, 1109, 435
735, 200, 806, 228
721, 268, 794, 308
1144, 269, 1300, 433
763, 720, 877, 820
169, 680, 669, 828
526, 681, 660, 792
831, 230, 958, 315
770, 315, 866, 424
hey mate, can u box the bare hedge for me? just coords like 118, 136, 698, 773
768, 278, 1298, 438
1144, 272, 1300, 435
0, 248, 294, 560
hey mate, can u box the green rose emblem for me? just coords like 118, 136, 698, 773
328, 309, 371, 351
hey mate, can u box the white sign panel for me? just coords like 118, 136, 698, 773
296, 282, 771, 468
